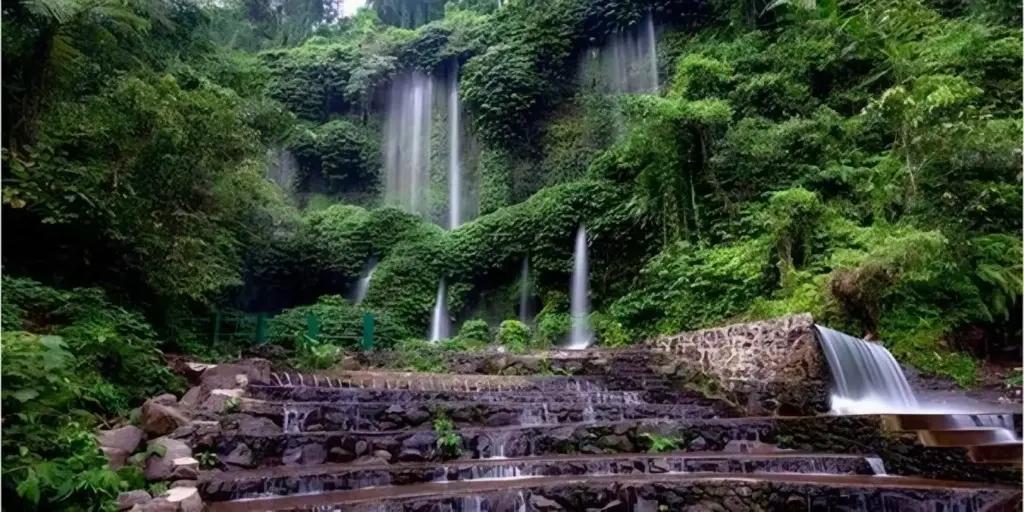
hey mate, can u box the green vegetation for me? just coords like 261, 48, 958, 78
432, 413, 463, 459
2, 0, 1020, 507
640, 433, 683, 453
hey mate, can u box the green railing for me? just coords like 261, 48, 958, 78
204, 311, 375, 351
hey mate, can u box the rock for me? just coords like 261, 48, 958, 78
354, 440, 369, 456
170, 480, 197, 488
649, 459, 670, 474
98, 426, 145, 454
373, 450, 393, 462
587, 500, 625, 512
150, 394, 178, 407
600, 435, 634, 453
330, 447, 355, 461
130, 500, 178, 512
282, 446, 302, 465
178, 387, 202, 410
184, 362, 216, 383
487, 412, 517, 427
402, 432, 435, 452
117, 490, 152, 511
102, 447, 131, 469
145, 437, 192, 481
723, 496, 745, 512
228, 414, 281, 437
301, 443, 327, 464
163, 486, 203, 512
689, 436, 708, 450
199, 360, 270, 391
222, 443, 254, 468
530, 494, 564, 511
398, 448, 424, 462
404, 409, 431, 425
170, 457, 199, 480
141, 401, 190, 437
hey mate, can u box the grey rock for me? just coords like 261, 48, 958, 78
373, 450, 393, 462
723, 496, 746, 512
398, 448, 424, 462
178, 387, 202, 410
102, 447, 131, 469
404, 409, 431, 425
649, 459, 670, 474
301, 443, 327, 464
117, 490, 152, 511
600, 434, 634, 452
170, 480, 197, 488
354, 440, 369, 456
530, 494, 564, 511
282, 446, 302, 465
98, 426, 145, 454
487, 412, 517, 427
401, 432, 435, 452
222, 443, 253, 468
688, 436, 708, 450
141, 402, 190, 437
145, 438, 192, 481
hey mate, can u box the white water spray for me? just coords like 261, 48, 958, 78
429, 280, 450, 342
353, 258, 378, 304
383, 72, 434, 216
448, 67, 462, 230
567, 224, 592, 349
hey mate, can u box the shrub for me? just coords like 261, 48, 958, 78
496, 320, 531, 353
455, 319, 491, 347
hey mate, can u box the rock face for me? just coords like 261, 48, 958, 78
117, 490, 152, 510
644, 314, 830, 415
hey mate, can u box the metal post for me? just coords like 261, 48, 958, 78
362, 312, 374, 352
306, 312, 320, 342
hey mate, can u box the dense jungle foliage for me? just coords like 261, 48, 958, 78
1, 0, 1021, 508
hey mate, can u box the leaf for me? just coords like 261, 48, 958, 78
16, 470, 40, 504
12, 388, 40, 402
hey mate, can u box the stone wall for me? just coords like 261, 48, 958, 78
644, 314, 830, 416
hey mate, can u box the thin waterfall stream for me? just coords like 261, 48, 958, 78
567, 224, 592, 349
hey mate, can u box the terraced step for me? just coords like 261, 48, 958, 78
199, 452, 885, 501
209, 417, 784, 468
236, 397, 740, 432
204, 472, 1021, 512
245, 385, 660, 405
968, 443, 1023, 465
266, 371, 665, 393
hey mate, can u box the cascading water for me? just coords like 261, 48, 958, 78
383, 71, 434, 216
595, 11, 659, 94
816, 326, 918, 413
448, 67, 462, 230
519, 257, 531, 323
353, 257, 378, 304
429, 280, 450, 342
567, 224, 592, 349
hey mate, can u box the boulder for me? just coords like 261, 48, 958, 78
117, 490, 152, 511
301, 443, 327, 465
600, 435, 634, 453
373, 450, 393, 462
178, 387, 202, 410
101, 447, 131, 469
398, 449, 425, 462
98, 426, 145, 454
141, 401, 190, 437
184, 362, 216, 384
170, 457, 200, 480
222, 414, 281, 437
170, 480, 197, 488
222, 443, 254, 468
134, 487, 203, 512
145, 437, 192, 481
282, 446, 302, 465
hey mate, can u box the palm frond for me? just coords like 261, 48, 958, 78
21, 0, 77, 23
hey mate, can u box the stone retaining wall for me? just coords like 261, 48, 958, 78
644, 314, 830, 415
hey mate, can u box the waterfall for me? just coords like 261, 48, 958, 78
519, 257, 531, 323
592, 11, 659, 94
383, 71, 434, 216
642, 10, 658, 93
567, 224, 592, 349
816, 325, 918, 413
448, 67, 462, 230
353, 257, 378, 304
429, 280, 450, 342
